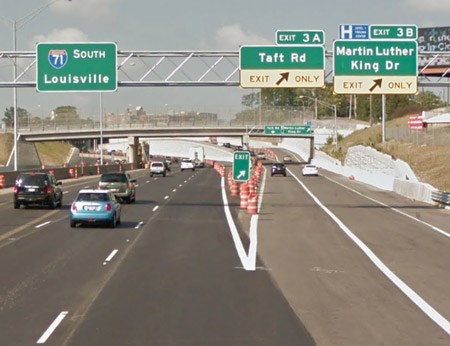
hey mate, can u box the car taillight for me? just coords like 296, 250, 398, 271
105, 203, 112, 211
44, 186, 52, 194
13, 186, 18, 193
71, 203, 77, 212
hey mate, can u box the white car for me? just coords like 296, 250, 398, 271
302, 164, 319, 176
150, 161, 166, 177
256, 152, 266, 160
180, 159, 195, 171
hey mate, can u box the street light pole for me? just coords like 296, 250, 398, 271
3, 0, 72, 171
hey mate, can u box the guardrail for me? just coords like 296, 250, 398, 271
431, 190, 450, 205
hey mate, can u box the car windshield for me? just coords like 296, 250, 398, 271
152, 163, 163, 167
100, 174, 127, 183
77, 192, 110, 202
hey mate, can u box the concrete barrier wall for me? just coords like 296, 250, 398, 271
0, 163, 134, 189
279, 138, 435, 203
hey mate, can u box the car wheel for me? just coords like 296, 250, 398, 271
70, 220, 76, 228
150, 173, 153, 177
181, 169, 184, 172
109, 214, 116, 228
49, 197, 57, 209
117, 214, 121, 225
284, 173, 287, 177
163, 172, 166, 177
14, 202, 20, 209
126, 196, 132, 204
58, 197, 63, 207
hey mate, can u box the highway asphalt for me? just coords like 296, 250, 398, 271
0, 153, 449, 345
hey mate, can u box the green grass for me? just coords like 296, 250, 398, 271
321, 115, 450, 191
0, 133, 73, 167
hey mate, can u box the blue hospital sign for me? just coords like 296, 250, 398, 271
339, 25, 369, 40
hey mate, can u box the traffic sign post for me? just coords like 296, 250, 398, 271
36, 42, 117, 92
239, 45, 324, 88
233, 151, 251, 182
333, 40, 417, 94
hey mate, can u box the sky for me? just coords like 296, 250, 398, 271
0, 0, 450, 120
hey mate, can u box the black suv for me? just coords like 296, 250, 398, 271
271, 163, 287, 177
13, 172, 63, 209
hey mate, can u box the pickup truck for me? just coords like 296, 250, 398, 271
149, 161, 167, 177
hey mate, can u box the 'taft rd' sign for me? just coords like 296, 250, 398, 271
240, 45, 324, 88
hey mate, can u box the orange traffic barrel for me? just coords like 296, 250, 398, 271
240, 183, 249, 209
230, 181, 239, 197
247, 193, 258, 214
0, 175, 4, 189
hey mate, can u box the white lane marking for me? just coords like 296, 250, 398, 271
36, 311, 68, 344
323, 174, 450, 239
103, 249, 118, 265
134, 221, 144, 229
172, 189, 177, 192
184, 180, 188, 183
179, 184, 183, 187
63, 191, 70, 194
164, 196, 169, 200
153, 206, 159, 212
288, 168, 450, 336
221, 169, 267, 272
35, 221, 51, 229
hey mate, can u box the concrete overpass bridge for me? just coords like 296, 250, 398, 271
10, 123, 315, 169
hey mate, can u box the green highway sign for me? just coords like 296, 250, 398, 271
282, 125, 312, 135
233, 151, 251, 182
276, 30, 325, 45
36, 42, 117, 92
239, 45, 325, 88
370, 25, 418, 40
264, 125, 282, 135
333, 40, 417, 94
264, 125, 312, 135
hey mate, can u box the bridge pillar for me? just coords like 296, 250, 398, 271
308, 136, 315, 163
128, 136, 142, 169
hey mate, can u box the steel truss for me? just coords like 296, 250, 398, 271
0, 50, 450, 88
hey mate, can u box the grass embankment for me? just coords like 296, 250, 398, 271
0, 133, 73, 167
321, 115, 450, 191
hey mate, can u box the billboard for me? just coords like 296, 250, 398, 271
418, 27, 450, 67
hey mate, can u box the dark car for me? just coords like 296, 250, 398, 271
98, 172, 136, 203
271, 163, 287, 177
13, 172, 63, 209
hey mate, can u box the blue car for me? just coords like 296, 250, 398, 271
70, 189, 121, 228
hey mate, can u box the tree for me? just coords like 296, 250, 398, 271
52, 106, 80, 125
3, 107, 30, 126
